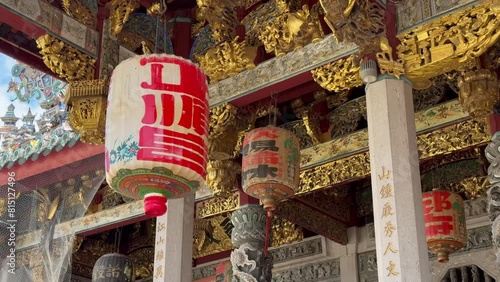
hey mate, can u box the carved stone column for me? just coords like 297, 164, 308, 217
230, 204, 272, 282
484, 133, 500, 265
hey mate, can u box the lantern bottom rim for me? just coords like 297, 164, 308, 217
143, 193, 168, 217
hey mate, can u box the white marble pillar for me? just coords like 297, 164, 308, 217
153, 193, 195, 282
366, 77, 430, 281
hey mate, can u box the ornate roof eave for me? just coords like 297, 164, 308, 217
0, 132, 80, 170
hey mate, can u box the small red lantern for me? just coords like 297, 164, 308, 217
105, 54, 209, 217
241, 126, 300, 213
422, 190, 467, 263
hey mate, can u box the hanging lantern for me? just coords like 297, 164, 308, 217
105, 54, 209, 217
92, 253, 134, 282
422, 190, 467, 263
241, 126, 300, 213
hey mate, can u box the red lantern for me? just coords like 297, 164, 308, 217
241, 126, 300, 213
422, 190, 467, 263
105, 54, 209, 217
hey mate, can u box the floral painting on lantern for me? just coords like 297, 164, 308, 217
107, 135, 140, 165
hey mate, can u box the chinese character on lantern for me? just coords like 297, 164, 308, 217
241, 126, 300, 213
422, 190, 467, 263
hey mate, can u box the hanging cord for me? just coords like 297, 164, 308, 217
114, 227, 123, 253
263, 210, 272, 256
154, 0, 168, 53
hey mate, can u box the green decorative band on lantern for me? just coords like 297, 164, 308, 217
111, 167, 201, 199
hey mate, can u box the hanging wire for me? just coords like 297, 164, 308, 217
114, 227, 123, 253
154, 0, 169, 53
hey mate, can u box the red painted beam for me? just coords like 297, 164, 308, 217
230, 71, 319, 107
0, 142, 104, 185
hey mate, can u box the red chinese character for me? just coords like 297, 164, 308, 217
139, 57, 208, 99
141, 94, 208, 135
426, 222, 454, 236
242, 151, 280, 166
424, 213, 453, 223
423, 191, 452, 214
137, 126, 207, 177
243, 129, 280, 147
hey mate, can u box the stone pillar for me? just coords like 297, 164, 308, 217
484, 132, 500, 265
230, 204, 273, 282
153, 194, 195, 282
365, 76, 431, 281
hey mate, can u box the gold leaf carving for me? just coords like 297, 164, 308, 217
311, 54, 363, 92
109, 0, 139, 36
62, 0, 97, 27
36, 34, 96, 82
397, 0, 500, 85
271, 217, 304, 247
258, 3, 323, 57
298, 119, 489, 195
320, 0, 385, 56
196, 37, 257, 83
197, 193, 240, 218
66, 79, 109, 144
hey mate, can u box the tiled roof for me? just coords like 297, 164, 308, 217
0, 130, 80, 169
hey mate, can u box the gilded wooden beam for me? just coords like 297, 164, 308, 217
397, 0, 500, 89
298, 118, 490, 195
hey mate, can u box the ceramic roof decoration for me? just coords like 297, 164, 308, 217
0, 54, 80, 169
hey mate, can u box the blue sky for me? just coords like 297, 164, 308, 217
0, 52, 44, 127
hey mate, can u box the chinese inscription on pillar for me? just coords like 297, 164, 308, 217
378, 166, 400, 277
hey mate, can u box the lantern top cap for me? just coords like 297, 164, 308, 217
117, 53, 202, 69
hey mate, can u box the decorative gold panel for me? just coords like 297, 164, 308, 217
298, 119, 489, 195
311, 54, 363, 92
458, 69, 499, 120
62, 0, 97, 27
320, 0, 385, 57
397, 0, 500, 87
197, 193, 239, 218
258, 3, 323, 57
196, 37, 257, 83
66, 79, 109, 144
36, 34, 96, 82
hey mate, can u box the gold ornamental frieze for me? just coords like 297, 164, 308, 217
197, 193, 239, 218
397, 0, 500, 88
66, 79, 109, 144
311, 54, 363, 92
297, 119, 490, 195
36, 34, 96, 82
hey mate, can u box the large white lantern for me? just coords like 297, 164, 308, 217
105, 54, 209, 217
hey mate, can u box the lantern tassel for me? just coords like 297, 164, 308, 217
264, 210, 272, 256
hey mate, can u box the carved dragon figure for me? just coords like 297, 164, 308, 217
320, 0, 385, 57
196, 0, 239, 44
